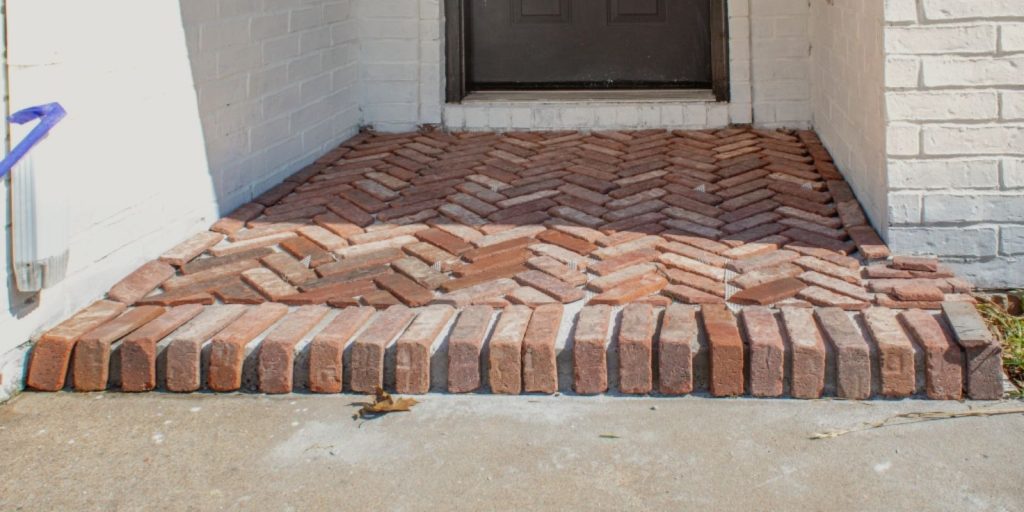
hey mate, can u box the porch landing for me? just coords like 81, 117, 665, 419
24, 128, 1004, 399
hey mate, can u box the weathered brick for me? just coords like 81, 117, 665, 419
207, 303, 289, 392
740, 307, 784, 397
72, 306, 166, 391
485, 306, 531, 395
780, 307, 826, 399
107, 261, 176, 305
816, 308, 873, 400
307, 307, 375, 393
942, 302, 1002, 399
701, 305, 744, 397
729, 278, 807, 306
899, 309, 964, 400
573, 305, 613, 395
892, 256, 939, 272
120, 304, 204, 392
590, 273, 668, 306
164, 306, 247, 392
393, 305, 454, 393
447, 306, 493, 393
27, 300, 127, 391
658, 304, 699, 394
862, 308, 917, 398
160, 232, 225, 267
514, 270, 585, 303
618, 303, 656, 394
349, 305, 416, 393
522, 303, 563, 394
242, 268, 299, 301
258, 306, 331, 394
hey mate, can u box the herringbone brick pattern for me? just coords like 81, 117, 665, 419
23, 128, 992, 396
120, 127, 971, 310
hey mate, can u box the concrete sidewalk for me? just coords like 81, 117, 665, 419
1, 393, 1021, 511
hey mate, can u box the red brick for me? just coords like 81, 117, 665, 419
392, 257, 447, 290
862, 307, 916, 398
374, 273, 434, 307
487, 306, 532, 395
280, 235, 335, 267
211, 203, 264, 235
72, 306, 166, 391
160, 232, 224, 267
414, 229, 472, 256
213, 280, 265, 304
241, 268, 299, 301
258, 306, 331, 394
941, 302, 1002, 400
740, 307, 784, 397
259, 252, 316, 286
27, 300, 127, 391
392, 306, 456, 394
349, 305, 416, 393
163, 258, 261, 291
107, 261, 176, 305
590, 274, 668, 306
514, 270, 585, 303
618, 303, 656, 394
780, 307, 826, 399
797, 286, 870, 310
447, 306, 493, 393
522, 303, 563, 394
588, 248, 659, 276
207, 303, 289, 392
164, 306, 248, 392
892, 283, 944, 302
892, 256, 939, 272
536, 230, 597, 255
657, 304, 697, 394
898, 309, 963, 400
120, 304, 204, 392
572, 305, 613, 395
526, 256, 588, 287
816, 308, 872, 399
307, 307, 375, 393
663, 284, 725, 305
700, 305, 745, 397
729, 278, 807, 306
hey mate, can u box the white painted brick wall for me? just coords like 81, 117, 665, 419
750, 0, 812, 128
0, 0, 361, 390
884, 0, 1024, 288
184, 0, 361, 211
809, 0, 888, 231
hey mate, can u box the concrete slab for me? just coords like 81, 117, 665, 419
1, 393, 1021, 510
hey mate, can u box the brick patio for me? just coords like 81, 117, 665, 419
24, 128, 1004, 398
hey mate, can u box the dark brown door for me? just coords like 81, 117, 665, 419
467, 0, 712, 89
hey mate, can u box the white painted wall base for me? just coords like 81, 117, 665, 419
0, 344, 31, 404
443, 100, 732, 132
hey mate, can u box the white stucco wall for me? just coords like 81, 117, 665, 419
809, 0, 888, 231
883, 0, 1024, 288
0, 0, 360, 396
358, 0, 812, 132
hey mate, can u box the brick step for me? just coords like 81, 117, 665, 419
26, 301, 1005, 399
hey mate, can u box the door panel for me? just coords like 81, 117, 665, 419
468, 0, 711, 88
514, 0, 571, 23
608, 0, 665, 23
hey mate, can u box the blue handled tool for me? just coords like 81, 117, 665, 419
0, 102, 67, 179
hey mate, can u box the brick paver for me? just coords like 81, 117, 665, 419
23, 129, 998, 399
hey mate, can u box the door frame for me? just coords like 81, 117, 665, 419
444, 0, 730, 103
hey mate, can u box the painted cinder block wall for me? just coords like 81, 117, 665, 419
0, 0, 360, 397
882, 0, 1024, 288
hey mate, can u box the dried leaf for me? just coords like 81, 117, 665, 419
354, 387, 419, 419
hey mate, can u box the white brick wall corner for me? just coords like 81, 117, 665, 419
884, 0, 1024, 288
